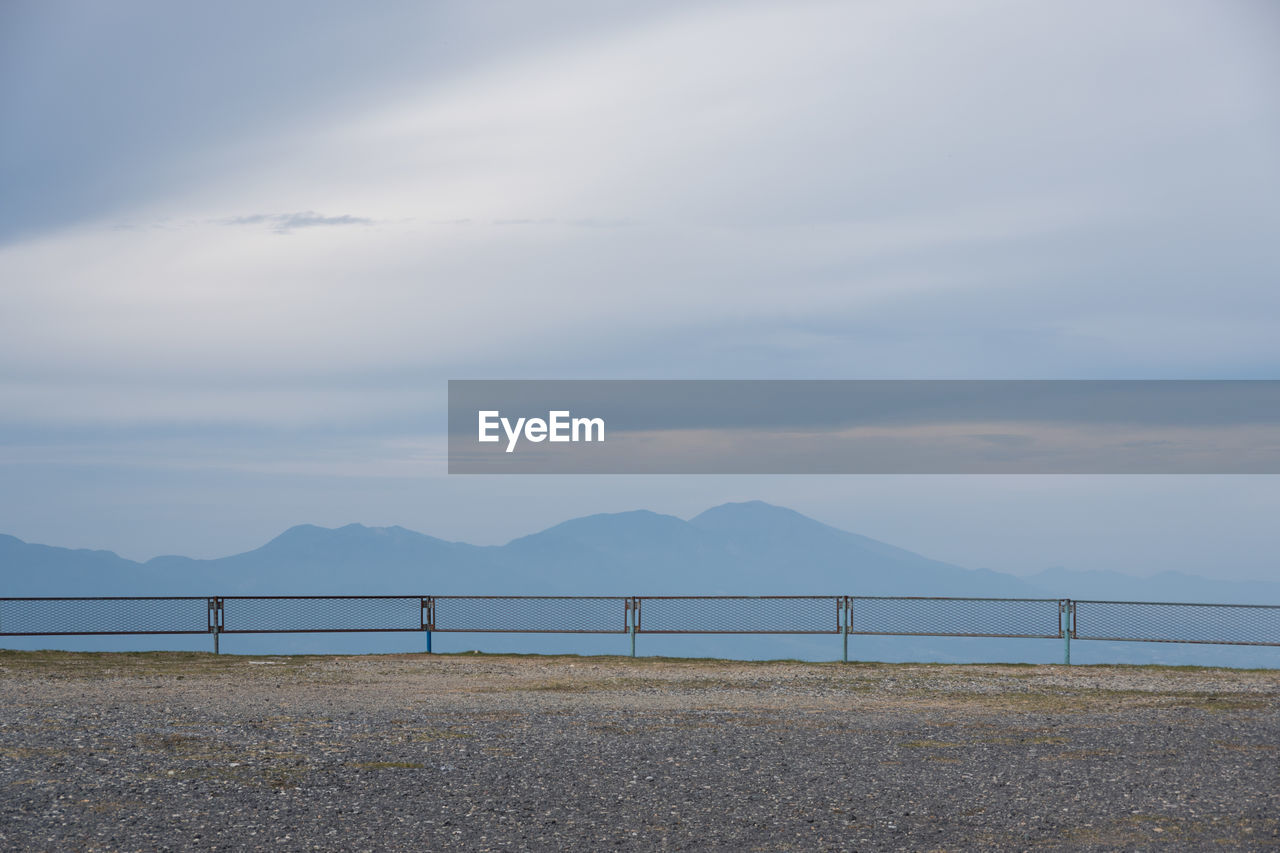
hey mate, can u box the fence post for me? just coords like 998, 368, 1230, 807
422, 597, 434, 654
208, 597, 222, 655
1062, 599, 1071, 666
841, 596, 849, 663
627, 597, 639, 658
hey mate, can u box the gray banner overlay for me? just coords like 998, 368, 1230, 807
448, 380, 1280, 474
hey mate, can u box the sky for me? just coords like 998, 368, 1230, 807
2, 1, 1279, 581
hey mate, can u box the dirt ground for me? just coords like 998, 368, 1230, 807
1, 651, 1277, 851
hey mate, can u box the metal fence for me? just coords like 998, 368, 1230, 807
0, 597, 211, 636
432, 596, 626, 634
848, 597, 1062, 639
1072, 600, 1280, 647
634, 596, 841, 634
218, 596, 426, 634
1, 595, 1278, 662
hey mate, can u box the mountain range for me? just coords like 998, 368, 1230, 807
2, 500, 1276, 603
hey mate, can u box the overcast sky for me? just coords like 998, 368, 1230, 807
2, 1, 1279, 580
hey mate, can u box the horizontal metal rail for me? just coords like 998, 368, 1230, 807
1, 597, 1277, 652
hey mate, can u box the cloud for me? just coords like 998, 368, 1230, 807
0, 2, 1278, 564
220, 211, 374, 234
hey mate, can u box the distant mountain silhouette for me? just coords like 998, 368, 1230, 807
143, 523, 498, 595
1027, 566, 1280, 606
0, 533, 156, 592
2, 501, 1277, 605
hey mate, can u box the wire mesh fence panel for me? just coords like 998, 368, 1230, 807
220, 597, 425, 633
848, 597, 1062, 638
1073, 601, 1280, 646
636, 596, 842, 634
0, 597, 210, 636
431, 597, 627, 633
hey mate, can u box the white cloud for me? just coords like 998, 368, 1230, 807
1, 0, 1277, 432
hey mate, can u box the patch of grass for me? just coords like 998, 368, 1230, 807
1049, 749, 1119, 760
1060, 813, 1280, 846
0, 650, 323, 679
901, 739, 962, 749
1213, 740, 1277, 752
3, 648, 1277, 677
526, 680, 591, 693
0, 746, 60, 760
923, 686, 1277, 715
135, 732, 208, 755
134, 733, 311, 769
86, 798, 147, 814
168, 763, 288, 789
1168, 694, 1271, 712
979, 735, 1068, 745
260, 766, 308, 789
404, 728, 470, 743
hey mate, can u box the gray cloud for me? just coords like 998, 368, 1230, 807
0, 1, 679, 245
221, 211, 374, 234
1, 1, 1278, 570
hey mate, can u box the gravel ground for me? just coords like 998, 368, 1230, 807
1, 651, 1277, 851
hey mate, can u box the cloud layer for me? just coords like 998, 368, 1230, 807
1, 0, 1278, 568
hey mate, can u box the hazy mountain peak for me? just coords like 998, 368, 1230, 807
511, 509, 689, 544
249, 523, 451, 562
691, 501, 842, 535
0, 533, 134, 563
336, 522, 414, 536
260, 523, 329, 547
